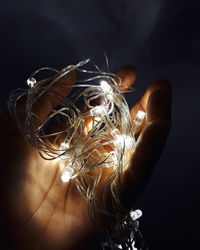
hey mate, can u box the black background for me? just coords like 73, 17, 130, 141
0, 0, 199, 249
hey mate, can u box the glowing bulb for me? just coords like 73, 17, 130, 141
100, 80, 113, 93
10, 58, 146, 248
111, 128, 120, 137
59, 142, 70, 160
132, 242, 137, 250
124, 136, 135, 148
132, 110, 146, 134
111, 129, 135, 150
90, 105, 104, 117
115, 134, 125, 146
61, 167, 74, 183
102, 151, 117, 168
135, 110, 145, 124
117, 243, 137, 250
130, 209, 142, 220
94, 116, 101, 122
27, 77, 36, 88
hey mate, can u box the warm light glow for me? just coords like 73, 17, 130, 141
10, 58, 145, 249
86, 119, 93, 132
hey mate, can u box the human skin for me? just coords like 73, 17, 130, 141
0, 66, 172, 250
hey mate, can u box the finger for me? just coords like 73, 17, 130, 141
120, 79, 172, 208
139, 79, 171, 110
83, 65, 137, 128
89, 65, 137, 107
115, 65, 137, 90
130, 79, 171, 132
120, 119, 171, 209
33, 71, 76, 122
47, 66, 137, 145
147, 89, 172, 123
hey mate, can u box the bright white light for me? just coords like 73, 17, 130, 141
94, 116, 101, 122
100, 80, 113, 93
130, 209, 142, 220
115, 134, 125, 147
90, 105, 104, 117
118, 242, 137, 250
116, 135, 134, 149
132, 241, 137, 250
112, 130, 135, 150
135, 110, 146, 124
61, 167, 74, 183
111, 128, 120, 137
27, 77, 36, 88
59, 142, 70, 160
125, 136, 135, 148
102, 151, 117, 168
137, 110, 145, 120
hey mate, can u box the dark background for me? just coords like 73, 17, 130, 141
0, 0, 199, 249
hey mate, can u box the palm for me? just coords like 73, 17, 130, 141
0, 66, 171, 250
1, 130, 95, 249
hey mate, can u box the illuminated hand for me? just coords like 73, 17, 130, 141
0, 66, 171, 250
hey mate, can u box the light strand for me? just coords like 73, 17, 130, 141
8, 57, 147, 250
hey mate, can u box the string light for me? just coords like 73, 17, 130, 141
27, 77, 36, 88
61, 167, 74, 183
130, 209, 143, 220
100, 80, 113, 93
59, 142, 70, 160
133, 110, 146, 133
8, 57, 147, 250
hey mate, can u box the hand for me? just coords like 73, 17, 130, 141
0, 66, 171, 250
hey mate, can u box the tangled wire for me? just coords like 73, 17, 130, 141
8, 57, 147, 250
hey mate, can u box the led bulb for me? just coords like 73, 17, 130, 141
100, 80, 113, 93
59, 142, 70, 160
112, 129, 135, 150
111, 128, 120, 137
132, 110, 146, 134
102, 151, 117, 168
61, 167, 74, 183
90, 105, 104, 116
124, 136, 135, 149
132, 242, 137, 250
117, 242, 137, 250
115, 135, 134, 149
27, 77, 36, 88
115, 135, 125, 147
135, 110, 145, 124
130, 209, 142, 220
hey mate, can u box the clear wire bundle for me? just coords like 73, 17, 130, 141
8, 57, 148, 250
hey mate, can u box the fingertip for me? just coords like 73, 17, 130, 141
135, 119, 171, 167
148, 78, 172, 93
139, 78, 172, 110
120, 119, 171, 208
147, 89, 172, 123
115, 65, 137, 88
57, 70, 77, 88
